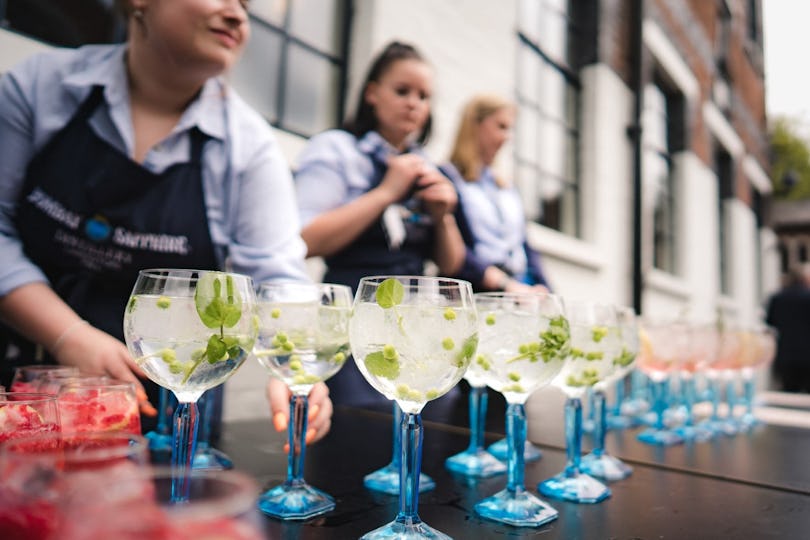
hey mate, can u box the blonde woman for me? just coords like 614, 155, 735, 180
441, 94, 550, 293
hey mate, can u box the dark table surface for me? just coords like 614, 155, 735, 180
219, 387, 810, 539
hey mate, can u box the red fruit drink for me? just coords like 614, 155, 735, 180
57, 381, 141, 434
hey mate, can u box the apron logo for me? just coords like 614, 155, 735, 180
84, 215, 112, 242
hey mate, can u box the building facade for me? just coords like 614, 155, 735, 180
0, 0, 776, 326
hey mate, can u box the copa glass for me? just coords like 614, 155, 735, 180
254, 282, 352, 519
124, 269, 257, 501
538, 300, 619, 504
580, 306, 638, 482
635, 320, 687, 446
350, 276, 477, 539
472, 292, 569, 527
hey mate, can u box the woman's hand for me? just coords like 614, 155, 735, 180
415, 169, 458, 220
54, 323, 156, 416
267, 378, 333, 446
377, 154, 425, 203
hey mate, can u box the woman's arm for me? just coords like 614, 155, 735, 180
0, 282, 154, 411
300, 152, 425, 258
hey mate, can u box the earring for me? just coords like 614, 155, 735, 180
133, 8, 144, 20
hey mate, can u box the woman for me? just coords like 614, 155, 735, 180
0, 0, 331, 441
442, 94, 550, 293
294, 41, 466, 406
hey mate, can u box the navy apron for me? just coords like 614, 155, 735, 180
1, 86, 219, 431
324, 149, 460, 409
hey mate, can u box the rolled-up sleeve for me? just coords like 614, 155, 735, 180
0, 60, 50, 297
294, 130, 360, 226
220, 97, 309, 285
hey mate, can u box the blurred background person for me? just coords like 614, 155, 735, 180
766, 263, 810, 393
441, 94, 550, 293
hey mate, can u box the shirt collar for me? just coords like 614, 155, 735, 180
357, 131, 423, 162
61, 45, 227, 142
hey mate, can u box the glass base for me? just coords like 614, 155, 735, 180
538, 472, 611, 503
145, 430, 172, 452
192, 444, 233, 470
364, 463, 436, 495
360, 518, 450, 540
606, 413, 640, 430
580, 452, 632, 482
445, 448, 506, 478
637, 427, 684, 446
475, 488, 558, 527
257, 482, 335, 520
673, 424, 714, 443
487, 438, 542, 463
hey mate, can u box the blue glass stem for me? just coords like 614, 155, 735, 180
506, 403, 527, 493
726, 379, 737, 420
171, 400, 199, 502
563, 397, 582, 477
744, 377, 756, 416
708, 377, 721, 421
592, 391, 607, 457
287, 394, 309, 486
397, 412, 423, 526
681, 376, 696, 426
651, 379, 669, 430
611, 380, 624, 417
468, 386, 487, 452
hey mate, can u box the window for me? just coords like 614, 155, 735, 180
0, 0, 349, 139
515, 0, 582, 237
231, 0, 349, 137
715, 147, 734, 296
643, 82, 684, 275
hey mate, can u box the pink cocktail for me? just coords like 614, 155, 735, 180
0, 431, 148, 540
10, 365, 79, 393
0, 392, 60, 445
60, 468, 265, 540
57, 379, 141, 434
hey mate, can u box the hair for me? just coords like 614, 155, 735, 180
344, 41, 433, 145
785, 263, 810, 287
449, 94, 514, 185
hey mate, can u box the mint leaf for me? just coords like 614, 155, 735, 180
365, 350, 400, 379
195, 273, 243, 329
376, 278, 404, 309
205, 334, 227, 364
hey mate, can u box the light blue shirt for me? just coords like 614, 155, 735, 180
295, 129, 429, 225
0, 44, 309, 297
444, 163, 528, 276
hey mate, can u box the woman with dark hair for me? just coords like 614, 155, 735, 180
295, 41, 466, 406
295, 41, 465, 293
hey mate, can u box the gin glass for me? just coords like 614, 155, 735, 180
57, 379, 141, 434
538, 300, 619, 504
350, 276, 477, 539
580, 305, 638, 481
254, 282, 352, 520
472, 292, 569, 527
123, 269, 257, 501
635, 319, 687, 446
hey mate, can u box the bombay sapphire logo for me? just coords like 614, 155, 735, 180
84, 215, 112, 242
